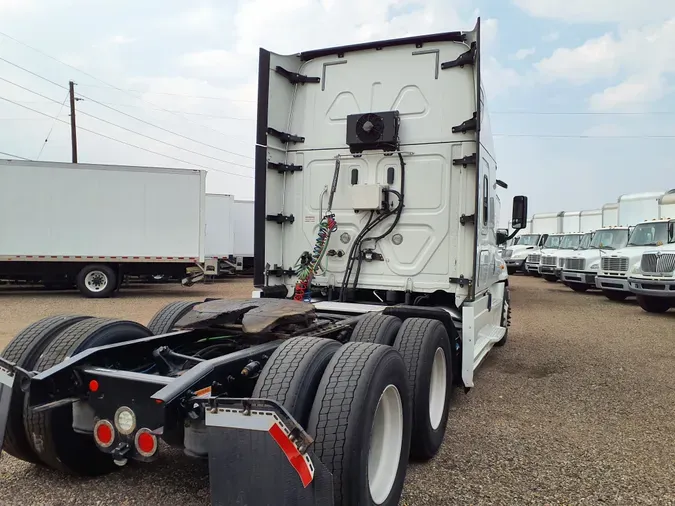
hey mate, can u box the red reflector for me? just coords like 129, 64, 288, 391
89, 380, 99, 392
96, 423, 113, 445
135, 429, 158, 457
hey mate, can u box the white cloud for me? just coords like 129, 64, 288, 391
535, 33, 621, 84
109, 35, 135, 45
589, 74, 670, 111
542, 31, 559, 42
534, 18, 675, 108
513, 0, 675, 25
511, 47, 535, 60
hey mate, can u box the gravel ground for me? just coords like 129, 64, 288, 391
1, 276, 674, 505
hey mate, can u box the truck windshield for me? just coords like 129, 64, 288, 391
578, 233, 593, 250
515, 234, 540, 246
627, 222, 668, 246
590, 229, 629, 250
543, 235, 562, 248
559, 234, 582, 249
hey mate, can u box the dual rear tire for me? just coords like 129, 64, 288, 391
255, 312, 454, 505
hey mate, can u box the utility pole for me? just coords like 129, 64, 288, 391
69, 80, 78, 163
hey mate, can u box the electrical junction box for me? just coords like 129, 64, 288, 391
350, 184, 386, 211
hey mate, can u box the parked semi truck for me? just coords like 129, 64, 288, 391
561, 226, 631, 292
0, 20, 528, 506
0, 160, 209, 297
627, 242, 675, 313
539, 232, 584, 282
595, 191, 672, 301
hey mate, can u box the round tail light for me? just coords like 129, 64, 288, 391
135, 428, 158, 457
93, 420, 115, 448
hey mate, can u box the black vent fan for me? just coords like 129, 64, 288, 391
346, 110, 400, 154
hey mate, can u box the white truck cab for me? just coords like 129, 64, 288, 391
539, 232, 584, 282
561, 227, 631, 292
525, 233, 563, 276
627, 241, 675, 313
596, 219, 675, 301
503, 232, 543, 274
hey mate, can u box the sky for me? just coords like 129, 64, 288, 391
1, 0, 675, 227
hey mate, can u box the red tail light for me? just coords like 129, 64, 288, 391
135, 428, 158, 457
93, 420, 115, 448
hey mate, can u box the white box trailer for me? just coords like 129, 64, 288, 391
232, 199, 254, 271
580, 209, 602, 232
0, 159, 208, 297
602, 203, 619, 227
531, 212, 563, 235
618, 191, 664, 226
659, 190, 675, 219
562, 211, 581, 233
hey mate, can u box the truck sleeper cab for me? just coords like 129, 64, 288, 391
596, 219, 675, 301
0, 19, 529, 506
627, 244, 675, 313
561, 227, 630, 292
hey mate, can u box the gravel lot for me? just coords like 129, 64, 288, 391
1, 276, 674, 505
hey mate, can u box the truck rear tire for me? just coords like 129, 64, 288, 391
350, 313, 402, 345
543, 275, 558, 283
393, 318, 453, 461
0, 315, 91, 463
24, 318, 153, 475
569, 283, 588, 293
602, 290, 629, 302
308, 342, 412, 506
507, 266, 517, 275
76, 264, 117, 298
252, 337, 341, 427
636, 295, 671, 314
146, 300, 199, 335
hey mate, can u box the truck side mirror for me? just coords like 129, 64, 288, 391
669, 221, 674, 242
511, 196, 528, 230
496, 228, 508, 245
539, 234, 548, 247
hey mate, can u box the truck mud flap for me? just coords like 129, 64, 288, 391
204, 398, 333, 506
0, 358, 16, 455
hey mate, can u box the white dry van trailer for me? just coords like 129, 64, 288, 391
580, 209, 602, 232
0, 20, 529, 506
204, 193, 236, 277
232, 199, 255, 272
562, 211, 581, 233
0, 160, 208, 297
627, 243, 675, 313
595, 191, 672, 301
602, 203, 619, 227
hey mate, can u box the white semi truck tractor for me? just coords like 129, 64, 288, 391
596, 191, 672, 301
627, 241, 675, 313
0, 19, 529, 506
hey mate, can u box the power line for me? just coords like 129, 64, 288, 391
0, 75, 253, 170
0, 56, 254, 160
0, 32, 256, 139
491, 110, 675, 116
0, 150, 30, 160
75, 91, 254, 159
493, 133, 675, 139
77, 83, 257, 103
0, 95, 254, 179
37, 92, 69, 160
